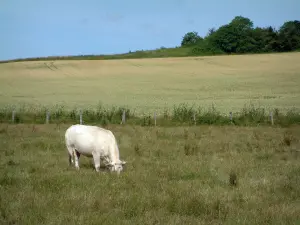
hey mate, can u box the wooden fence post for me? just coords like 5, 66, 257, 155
121, 110, 126, 124
154, 111, 157, 126
79, 110, 83, 124
193, 113, 196, 125
46, 111, 50, 124
270, 112, 274, 125
229, 112, 233, 122
12, 110, 15, 123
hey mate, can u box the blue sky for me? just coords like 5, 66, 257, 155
0, 0, 299, 60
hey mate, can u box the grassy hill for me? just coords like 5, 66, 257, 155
1, 44, 299, 64
0, 46, 219, 63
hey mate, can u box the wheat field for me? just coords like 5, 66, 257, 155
0, 52, 300, 114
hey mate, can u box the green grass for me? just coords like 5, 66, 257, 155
1, 123, 300, 224
0, 46, 298, 64
0, 103, 299, 126
1, 52, 300, 115
0, 47, 195, 64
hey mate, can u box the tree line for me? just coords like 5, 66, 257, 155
181, 16, 300, 55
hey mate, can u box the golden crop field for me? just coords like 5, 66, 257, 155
0, 52, 300, 115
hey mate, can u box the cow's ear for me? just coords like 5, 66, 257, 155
121, 161, 127, 165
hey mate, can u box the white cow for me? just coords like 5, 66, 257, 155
65, 124, 126, 174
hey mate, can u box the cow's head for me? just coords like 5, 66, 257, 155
107, 160, 126, 174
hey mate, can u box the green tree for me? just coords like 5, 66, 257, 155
181, 31, 203, 46
205, 27, 216, 38
278, 20, 300, 51
181, 16, 300, 56
207, 16, 256, 53
251, 26, 281, 52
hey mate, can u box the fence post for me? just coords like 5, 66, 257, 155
79, 110, 83, 124
270, 112, 274, 125
12, 110, 15, 123
154, 111, 157, 126
193, 113, 196, 125
46, 110, 50, 124
229, 112, 233, 123
121, 110, 126, 124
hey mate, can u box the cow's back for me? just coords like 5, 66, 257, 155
65, 125, 99, 156
65, 124, 114, 157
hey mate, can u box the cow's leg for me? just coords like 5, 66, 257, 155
92, 152, 101, 172
73, 149, 80, 170
66, 144, 74, 166
75, 150, 81, 160
68, 154, 73, 166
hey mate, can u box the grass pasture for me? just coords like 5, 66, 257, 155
0, 52, 300, 115
0, 123, 300, 224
